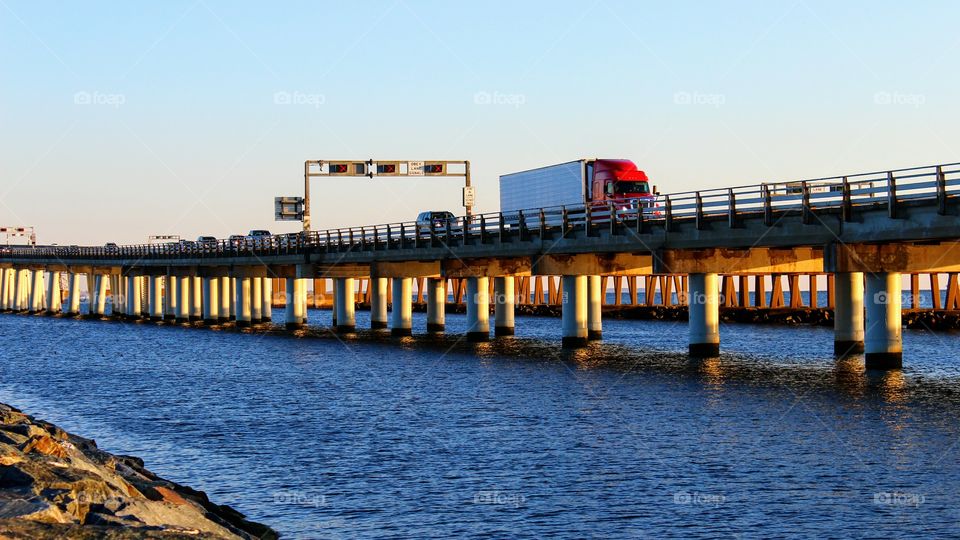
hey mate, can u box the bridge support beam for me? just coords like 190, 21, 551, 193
688, 273, 720, 357
219, 276, 231, 323
426, 278, 445, 333
67, 273, 82, 316
370, 277, 388, 329
237, 277, 252, 328
93, 274, 108, 316
191, 276, 202, 322
494, 276, 514, 336
334, 277, 356, 333
390, 277, 412, 336
45, 271, 61, 315
261, 278, 272, 322
865, 272, 902, 369
176, 276, 190, 323
587, 275, 603, 340
202, 277, 219, 325
29, 270, 44, 314
466, 276, 490, 342
251, 277, 262, 324
561, 275, 588, 347
833, 272, 864, 355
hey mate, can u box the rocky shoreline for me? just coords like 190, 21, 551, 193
0, 403, 276, 539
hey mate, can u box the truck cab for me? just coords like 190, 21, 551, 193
588, 159, 657, 209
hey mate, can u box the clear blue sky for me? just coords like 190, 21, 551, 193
1, 0, 957, 244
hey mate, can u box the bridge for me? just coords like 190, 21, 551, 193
2, 162, 960, 369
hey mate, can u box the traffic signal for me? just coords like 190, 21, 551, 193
328, 162, 368, 175
423, 162, 445, 175
375, 162, 400, 175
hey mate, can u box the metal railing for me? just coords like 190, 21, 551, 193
2, 162, 958, 262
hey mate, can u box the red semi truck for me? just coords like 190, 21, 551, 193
499, 158, 658, 214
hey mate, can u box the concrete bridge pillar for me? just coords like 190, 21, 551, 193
390, 277, 412, 336
202, 277, 219, 325
28, 270, 44, 314
164, 275, 176, 320
370, 277, 388, 329
18, 269, 30, 312
66, 273, 82, 316
688, 272, 720, 357
426, 278, 445, 333
0, 268, 9, 312
149, 276, 164, 321
237, 277, 252, 328
261, 278, 272, 322
190, 276, 202, 321
45, 271, 61, 315
176, 276, 190, 323
219, 276, 231, 323
0, 268, 7, 312
93, 275, 108, 316
126, 274, 141, 320
561, 275, 588, 347
110, 275, 121, 316
334, 277, 356, 332
331, 280, 337, 328
834, 272, 865, 355
865, 272, 902, 369
466, 276, 490, 342
284, 277, 298, 329
587, 275, 603, 340
251, 277, 263, 324
494, 276, 514, 336
230, 278, 238, 320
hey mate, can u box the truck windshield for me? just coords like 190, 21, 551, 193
615, 182, 649, 194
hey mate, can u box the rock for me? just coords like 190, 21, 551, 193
0, 402, 277, 540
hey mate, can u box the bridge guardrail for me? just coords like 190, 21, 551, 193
3, 162, 958, 261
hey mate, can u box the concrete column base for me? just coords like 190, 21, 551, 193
150, 316, 164, 322
494, 326, 514, 336
371, 321, 388, 330
467, 331, 490, 342
391, 328, 412, 337
834, 340, 865, 355
426, 323, 445, 333
335, 324, 355, 333
588, 330, 602, 340
251, 318, 262, 325
43, 310, 57, 316
218, 317, 231, 323
261, 316, 271, 322
202, 318, 218, 325
285, 322, 303, 330
175, 317, 189, 324
236, 321, 251, 328
189, 316, 201, 322
689, 343, 720, 357
866, 352, 903, 370
562, 336, 588, 348
164, 314, 176, 321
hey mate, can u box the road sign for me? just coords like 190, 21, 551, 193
407, 161, 424, 176
463, 186, 476, 207
275, 196, 304, 221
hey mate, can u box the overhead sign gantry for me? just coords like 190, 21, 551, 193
292, 159, 473, 231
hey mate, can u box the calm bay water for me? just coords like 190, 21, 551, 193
2, 307, 960, 538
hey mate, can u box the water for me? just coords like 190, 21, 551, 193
2, 307, 960, 538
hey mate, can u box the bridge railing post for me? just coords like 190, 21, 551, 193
480, 214, 487, 244
518, 210, 528, 241
664, 195, 673, 232
695, 192, 703, 230
887, 171, 898, 219
842, 176, 852, 222
562, 206, 570, 235
801, 181, 812, 225
762, 184, 772, 226
937, 165, 947, 215
727, 188, 737, 228
498, 212, 505, 243
539, 208, 547, 235
608, 202, 616, 235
